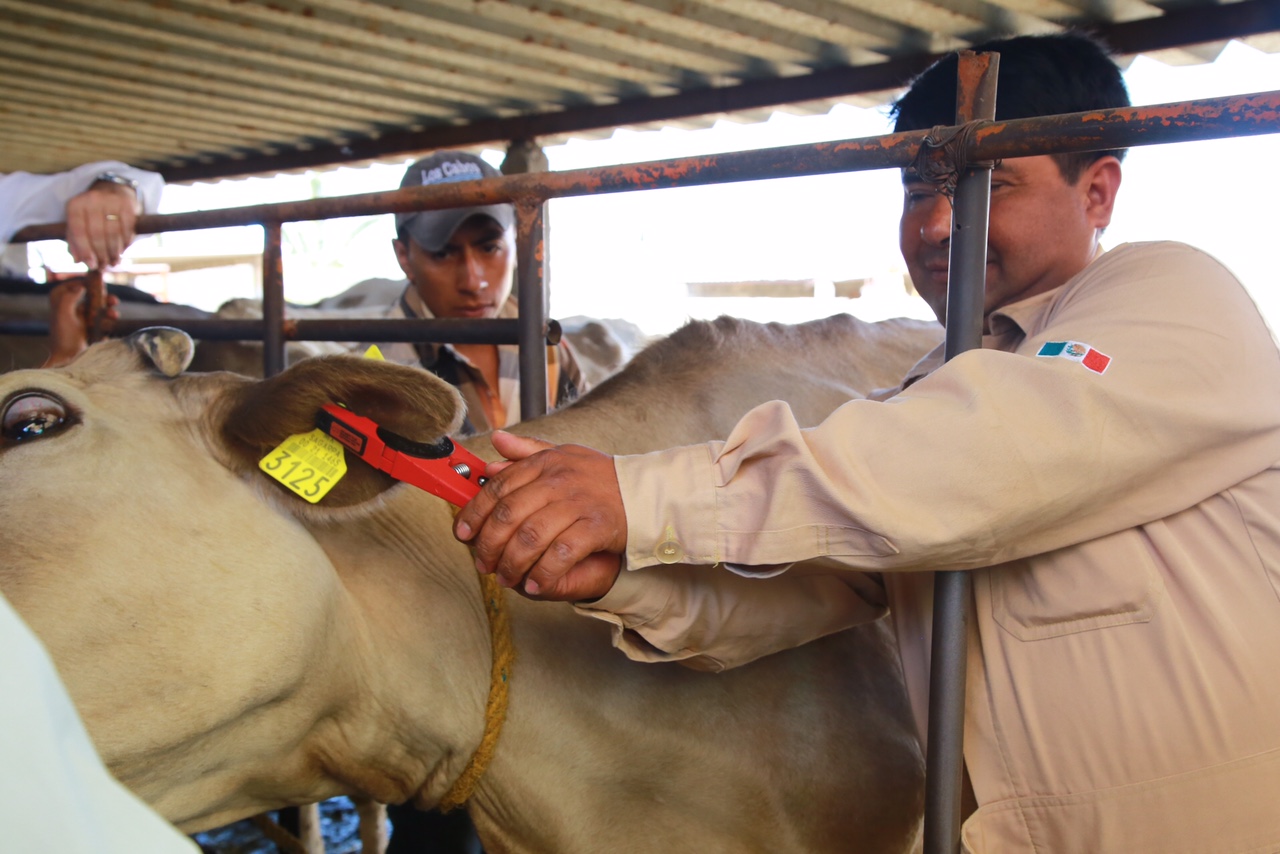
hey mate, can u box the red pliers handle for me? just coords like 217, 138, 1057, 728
316, 403, 488, 507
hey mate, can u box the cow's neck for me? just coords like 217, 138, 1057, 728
305, 493, 496, 809
314, 476, 662, 849
303, 401, 822, 847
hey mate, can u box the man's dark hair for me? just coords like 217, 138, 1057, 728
891, 33, 1131, 181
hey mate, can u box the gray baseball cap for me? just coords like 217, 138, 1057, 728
394, 151, 514, 252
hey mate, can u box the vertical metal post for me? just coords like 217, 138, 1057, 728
261, 221, 286, 377
83, 269, 108, 344
514, 199, 549, 419
923, 50, 998, 854
265, 216, 294, 850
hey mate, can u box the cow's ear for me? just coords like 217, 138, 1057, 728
213, 355, 466, 507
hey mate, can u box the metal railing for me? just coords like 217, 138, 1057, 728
8, 81, 1280, 854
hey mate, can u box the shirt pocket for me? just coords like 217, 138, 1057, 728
991, 529, 1161, 641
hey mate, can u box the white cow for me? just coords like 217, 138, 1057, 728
0, 314, 942, 853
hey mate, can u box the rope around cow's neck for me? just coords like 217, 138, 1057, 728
438, 567, 513, 812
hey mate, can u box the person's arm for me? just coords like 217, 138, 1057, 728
1, 162, 164, 270
460, 433, 895, 669
460, 244, 1280, 662
572, 560, 888, 670
42, 278, 121, 368
613, 244, 1280, 578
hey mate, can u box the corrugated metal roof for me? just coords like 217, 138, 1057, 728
2, 0, 1277, 182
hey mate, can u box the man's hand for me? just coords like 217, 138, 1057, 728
64, 182, 142, 270
455, 431, 626, 601
42, 279, 119, 368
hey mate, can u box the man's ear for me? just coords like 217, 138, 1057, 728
392, 237, 414, 279
1081, 156, 1122, 231
211, 354, 466, 507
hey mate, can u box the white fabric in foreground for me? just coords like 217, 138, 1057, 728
0, 592, 197, 853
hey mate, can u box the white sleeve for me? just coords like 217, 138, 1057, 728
0, 593, 198, 853
0, 161, 165, 244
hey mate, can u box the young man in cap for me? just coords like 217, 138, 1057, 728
455, 34, 1280, 852
378, 150, 586, 436
381, 150, 587, 853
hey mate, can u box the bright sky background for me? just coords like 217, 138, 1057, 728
54, 39, 1280, 338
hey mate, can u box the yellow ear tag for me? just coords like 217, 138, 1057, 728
260, 347, 380, 503
259, 429, 348, 504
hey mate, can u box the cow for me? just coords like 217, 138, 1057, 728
0, 313, 943, 853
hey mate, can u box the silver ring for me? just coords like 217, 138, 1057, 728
105, 214, 120, 221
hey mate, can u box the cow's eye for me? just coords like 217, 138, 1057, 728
2, 393, 69, 442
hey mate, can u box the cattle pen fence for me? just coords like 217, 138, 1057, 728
9, 59, 1280, 854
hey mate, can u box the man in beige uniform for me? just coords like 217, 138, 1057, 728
456, 34, 1280, 853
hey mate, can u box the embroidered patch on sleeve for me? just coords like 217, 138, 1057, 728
1036, 341, 1111, 374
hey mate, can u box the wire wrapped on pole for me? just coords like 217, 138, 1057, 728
910, 120, 1000, 198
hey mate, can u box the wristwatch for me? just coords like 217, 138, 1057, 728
93, 171, 139, 192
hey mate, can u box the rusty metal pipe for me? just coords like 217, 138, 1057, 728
262, 222, 285, 376
0, 318, 568, 346
0, 317, 538, 344
515, 199, 550, 420
12, 91, 1279, 247
83, 269, 108, 344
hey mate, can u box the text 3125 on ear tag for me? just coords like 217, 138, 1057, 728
259, 429, 348, 504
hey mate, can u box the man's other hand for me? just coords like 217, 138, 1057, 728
42, 278, 119, 368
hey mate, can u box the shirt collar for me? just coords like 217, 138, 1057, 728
399, 285, 519, 367
987, 244, 1109, 340
901, 245, 1109, 387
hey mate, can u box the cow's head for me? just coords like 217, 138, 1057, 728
0, 329, 473, 826
4, 327, 466, 504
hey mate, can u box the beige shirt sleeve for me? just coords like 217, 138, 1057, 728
573, 559, 887, 670
597, 242, 1280, 666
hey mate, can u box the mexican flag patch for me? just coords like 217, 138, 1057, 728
1036, 340, 1111, 374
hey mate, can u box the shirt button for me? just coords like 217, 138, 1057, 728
656, 540, 684, 564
